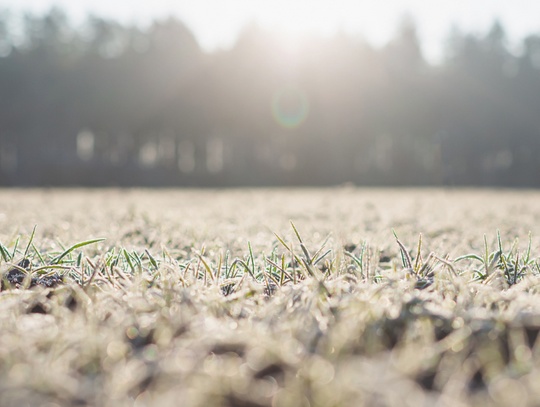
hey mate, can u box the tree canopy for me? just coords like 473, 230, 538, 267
0, 9, 538, 187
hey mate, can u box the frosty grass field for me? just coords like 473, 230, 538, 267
2, 187, 540, 407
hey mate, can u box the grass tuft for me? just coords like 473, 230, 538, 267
2, 214, 540, 406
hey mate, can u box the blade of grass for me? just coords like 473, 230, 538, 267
248, 241, 256, 274
313, 249, 332, 266
274, 233, 289, 251
345, 250, 363, 277
414, 233, 422, 272
0, 242, 10, 263
393, 230, 412, 270
50, 238, 106, 265
265, 257, 293, 282
454, 254, 484, 263
32, 264, 73, 274
291, 243, 297, 284
23, 225, 37, 259
487, 250, 501, 276
145, 249, 158, 270
280, 254, 286, 285
365, 242, 371, 281
290, 221, 312, 264
122, 248, 135, 273
197, 252, 216, 285
217, 252, 223, 284
525, 232, 532, 264
31, 243, 45, 264
231, 259, 256, 279
83, 258, 102, 289
10, 237, 19, 261
224, 250, 230, 279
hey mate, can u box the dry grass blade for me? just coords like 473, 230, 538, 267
265, 257, 293, 284
83, 258, 102, 289
433, 254, 457, 277
196, 252, 216, 285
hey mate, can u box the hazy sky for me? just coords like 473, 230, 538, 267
1, 0, 538, 61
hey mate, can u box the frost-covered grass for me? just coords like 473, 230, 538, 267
1, 188, 540, 407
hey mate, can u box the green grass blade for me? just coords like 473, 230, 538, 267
23, 225, 37, 259
132, 250, 142, 267
313, 249, 332, 266
394, 236, 412, 270
0, 242, 10, 263
248, 241, 256, 273
56, 238, 66, 251
31, 243, 45, 264
231, 259, 256, 279
487, 250, 501, 276
290, 221, 311, 263
454, 254, 484, 263
50, 238, 106, 265
274, 233, 291, 252
145, 249, 158, 270
344, 250, 363, 277
11, 237, 19, 261
105, 248, 116, 267
312, 233, 332, 261
290, 220, 304, 244
33, 264, 73, 274
224, 250, 230, 279
525, 231, 532, 264
76, 252, 83, 267
122, 248, 135, 273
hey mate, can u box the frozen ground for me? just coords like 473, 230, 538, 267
0, 187, 540, 407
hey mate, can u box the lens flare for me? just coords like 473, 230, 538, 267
271, 86, 309, 129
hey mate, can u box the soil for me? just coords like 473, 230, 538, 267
1, 259, 64, 290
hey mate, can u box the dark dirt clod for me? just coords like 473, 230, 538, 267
2, 269, 26, 290
263, 284, 278, 297
253, 363, 286, 382
127, 328, 155, 350
36, 274, 64, 288
434, 323, 454, 341
28, 303, 48, 314
64, 294, 78, 311
468, 370, 486, 392
525, 326, 540, 348
210, 343, 246, 357
416, 370, 437, 391
1, 259, 64, 290
224, 394, 267, 407
129, 371, 157, 398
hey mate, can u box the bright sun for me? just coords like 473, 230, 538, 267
250, 0, 349, 37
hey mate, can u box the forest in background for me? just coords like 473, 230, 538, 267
0, 8, 539, 187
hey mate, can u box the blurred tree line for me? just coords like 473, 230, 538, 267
0, 8, 539, 187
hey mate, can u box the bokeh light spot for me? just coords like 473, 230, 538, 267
272, 86, 309, 129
